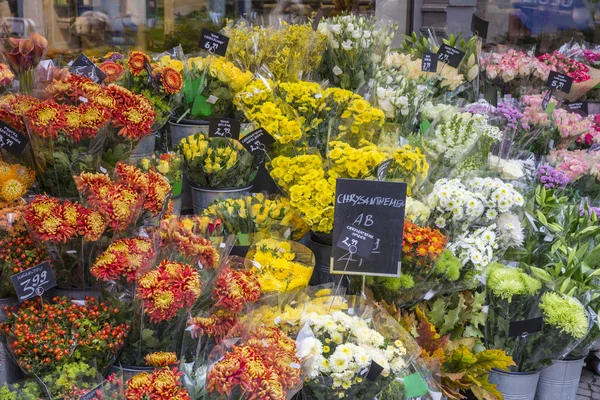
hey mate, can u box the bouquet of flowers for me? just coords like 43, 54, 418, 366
538, 51, 591, 83
318, 14, 397, 91
176, 55, 253, 120
124, 352, 191, 400
246, 238, 314, 293
0, 63, 14, 92
201, 193, 309, 244
0, 33, 48, 94
123, 50, 183, 130
547, 149, 600, 199
24, 195, 107, 287
179, 132, 257, 188
0, 296, 129, 398
223, 21, 326, 82
0, 159, 34, 202
0, 94, 38, 140
296, 300, 418, 399
380, 144, 429, 196
138, 152, 183, 198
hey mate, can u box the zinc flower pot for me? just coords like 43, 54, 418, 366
130, 132, 157, 160
534, 357, 585, 400
489, 368, 540, 400
306, 235, 348, 288
189, 184, 252, 215
0, 297, 22, 385
168, 119, 209, 149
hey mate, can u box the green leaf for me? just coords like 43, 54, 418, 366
427, 298, 447, 329
530, 266, 553, 282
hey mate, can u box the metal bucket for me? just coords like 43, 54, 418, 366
168, 120, 209, 149
535, 357, 585, 400
489, 368, 540, 400
130, 133, 156, 160
306, 236, 348, 288
189, 184, 252, 215
171, 195, 182, 216
0, 297, 21, 385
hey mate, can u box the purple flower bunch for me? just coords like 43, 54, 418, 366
497, 102, 525, 130
580, 206, 600, 219
537, 165, 569, 190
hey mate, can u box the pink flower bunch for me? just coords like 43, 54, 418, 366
481, 50, 550, 82
538, 51, 591, 82
552, 108, 593, 139
521, 95, 553, 128
583, 50, 600, 66
548, 149, 600, 181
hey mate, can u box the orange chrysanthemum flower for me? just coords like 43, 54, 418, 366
212, 266, 262, 313
189, 310, 238, 341
161, 67, 183, 94
105, 85, 156, 140
159, 216, 220, 268
402, 221, 447, 267
24, 196, 82, 243
24, 99, 66, 140
127, 51, 151, 76
125, 367, 191, 400
91, 237, 155, 282
137, 260, 201, 323
99, 61, 124, 83
145, 352, 178, 367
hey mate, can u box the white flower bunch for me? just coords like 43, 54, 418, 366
448, 224, 499, 271
427, 178, 524, 229
297, 311, 409, 389
420, 101, 457, 123
496, 212, 525, 247
405, 197, 431, 223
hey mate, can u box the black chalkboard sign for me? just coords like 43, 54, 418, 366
335, 224, 376, 259
239, 128, 275, 158
69, 54, 107, 84
509, 317, 544, 337
437, 44, 465, 69
471, 14, 489, 39
331, 179, 406, 277
11, 261, 57, 302
547, 71, 573, 94
209, 118, 241, 140
199, 28, 230, 56
484, 81, 498, 108
566, 101, 588, 116
421, 52, 438, 73
0, 121, 29, 157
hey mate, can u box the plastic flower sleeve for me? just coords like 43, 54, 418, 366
246, 237, 315, 294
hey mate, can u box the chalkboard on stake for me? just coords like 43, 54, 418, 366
331, 179, 407, 277
0, 120, 29, 157
11, 261, 57, 302
209, 118, 241, 140
69, 54, 107, 84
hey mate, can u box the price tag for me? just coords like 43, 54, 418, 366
566, 101, 588, 116
199, 28, 229, 57
366, 361, 384, 381
69, 54, 107, 84
0, 121, 29, 157
436, 44, 465, 68
421, 52, 438, 73
209, 118, 241, 140
508, 316, 543, 337
11, 261, 57, 302
471, 13, 489, 39
547, 71, 573, 94
484, 81, 498, 108
336, 224, 376, 259
79, 383, 103, 400
331, 179, 407, 277
377, 159, 393, 181
239, 128, 275, 158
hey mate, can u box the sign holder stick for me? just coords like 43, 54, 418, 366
331, 245, 356, 310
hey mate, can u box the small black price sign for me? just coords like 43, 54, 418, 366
239, 128, 275, 158
11, 261, 57, 302
484, 81, 498, 108
331, 179, 406, 277
69, 54, 107, 84
0, 120, 29, 157
336, 224, 376, 260
547, 71, 573, 94
566, 101, 588, 116
199, 28, 230, 56
471, 13, 489, 39
377, 159, 393, 181
209, 118, 241, 140
421, 52, 438, 73
367, 361, 384, 381
79, 383, 103, 400
436, 44, 465, 68
509, 316, 544, 337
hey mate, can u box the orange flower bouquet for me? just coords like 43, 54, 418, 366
24, 195, 107, 288
24, 97, 110, 197
125, 352, 191, 400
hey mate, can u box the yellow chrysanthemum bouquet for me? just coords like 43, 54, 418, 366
201, 193, 309, 245
246, 238, 315, 293
179, 132, 257, 188
176, 55, 253, 120
222, 21, 326, 82
0, 159, 34, 202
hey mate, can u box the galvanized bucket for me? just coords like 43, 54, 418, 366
306, 236, 349, 288
0, 297, 21, 385
168, 119, 209, 149
489, 368, 540, 400
535, 357, 585, 400
189, 184, 252, 215
171, 195, 182, 216
130, 132, 156, 160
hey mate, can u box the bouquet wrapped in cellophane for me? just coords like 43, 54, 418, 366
124, 352, 191, 399
138, 152, 183, 198
179, 132, 258, 189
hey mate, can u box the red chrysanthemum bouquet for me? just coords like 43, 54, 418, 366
204, 326, 304, 400
24, 94, 111, 197
125, 352, 191, 400
0, 296, 129, 398
24, 195, 107, 288
118, 259, 202, 366
122, 49, 184, 131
